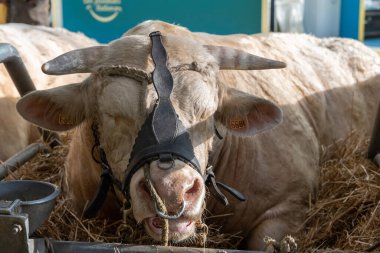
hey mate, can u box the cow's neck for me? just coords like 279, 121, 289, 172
206, 131, 247, 204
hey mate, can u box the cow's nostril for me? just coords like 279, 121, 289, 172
185, 178, 200, 195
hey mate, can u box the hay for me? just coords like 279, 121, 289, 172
297, 132, 380, 252
4, 132, 380, 252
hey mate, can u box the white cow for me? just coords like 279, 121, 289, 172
17, 21, 380, 250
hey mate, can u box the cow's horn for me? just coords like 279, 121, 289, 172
204, 45, 286, 70
42, 46, 106, 75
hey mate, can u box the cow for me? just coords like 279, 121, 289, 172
16, 20, 380, 250
0, 23, 98, 161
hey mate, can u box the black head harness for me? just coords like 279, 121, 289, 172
84, 31, 245, 219
122, 31, 201, 196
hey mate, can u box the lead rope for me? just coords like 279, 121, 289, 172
143, 164, 169, 246
196, 219, 208, 247
116, 200, 134, 243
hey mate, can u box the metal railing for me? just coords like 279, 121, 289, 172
0, 143, 45, 180
0, 43, 61, 179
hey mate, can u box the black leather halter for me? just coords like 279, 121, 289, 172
83, 31, 245, 219
122, 31, 201, 198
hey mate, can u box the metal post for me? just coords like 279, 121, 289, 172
0, 143, 45, 180
0, 43, 36, 96
0, 43, 61, 148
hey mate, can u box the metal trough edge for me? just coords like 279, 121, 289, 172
31, 239, 262, 253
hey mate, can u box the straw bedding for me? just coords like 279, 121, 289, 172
3, 132, 380, 252
297, 133, 380, 252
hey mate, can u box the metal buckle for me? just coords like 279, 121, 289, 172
158, 153, 175, 170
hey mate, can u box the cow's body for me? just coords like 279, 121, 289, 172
0, 23, 98, 160
17, 21, 380, 250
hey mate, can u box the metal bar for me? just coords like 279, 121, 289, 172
368, 101, 380, 165
0, 143, 44, 180
32, 239, 261, 253
0, 43, 37, 96
0, 43, 61, 148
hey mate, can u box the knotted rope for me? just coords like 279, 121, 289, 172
143, 164, 169, 246
97, 65, 152, 83
116, 201, 134, 243
195, 221, 209, 246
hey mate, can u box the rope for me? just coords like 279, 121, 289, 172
44, 237, 55, 253
195, 221, 208, 247
116, 200, 134, 243
264, 235, 298, 253
96, 63, 205, 84
97, 65, 152, 83
143, 164, 169, 246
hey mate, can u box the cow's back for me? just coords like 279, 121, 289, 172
0, 23, 98, 97
0, 24, 98, 160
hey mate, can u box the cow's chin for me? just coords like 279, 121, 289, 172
143, 216, 196, 243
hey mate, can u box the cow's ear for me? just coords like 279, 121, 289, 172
16, 83, 85, 131
216, 88, 282, 136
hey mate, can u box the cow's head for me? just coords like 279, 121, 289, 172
17, 32, 284, 243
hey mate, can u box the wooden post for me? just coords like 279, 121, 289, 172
0, 0, 7, 24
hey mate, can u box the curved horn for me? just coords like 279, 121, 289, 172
204, 45, 286, 70
42, 46, 107, 75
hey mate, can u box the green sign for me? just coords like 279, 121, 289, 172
57, 0, 263, 43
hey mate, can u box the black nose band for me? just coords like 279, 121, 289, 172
122, 31, 201, 197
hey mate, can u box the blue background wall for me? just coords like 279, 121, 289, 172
340, 0, 362, 39
61, 0, 263, 43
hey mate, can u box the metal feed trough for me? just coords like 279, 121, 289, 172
0, 43, 262, 253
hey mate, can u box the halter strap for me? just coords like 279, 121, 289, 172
122, 31, 201, 197
84, 123, 123, 218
